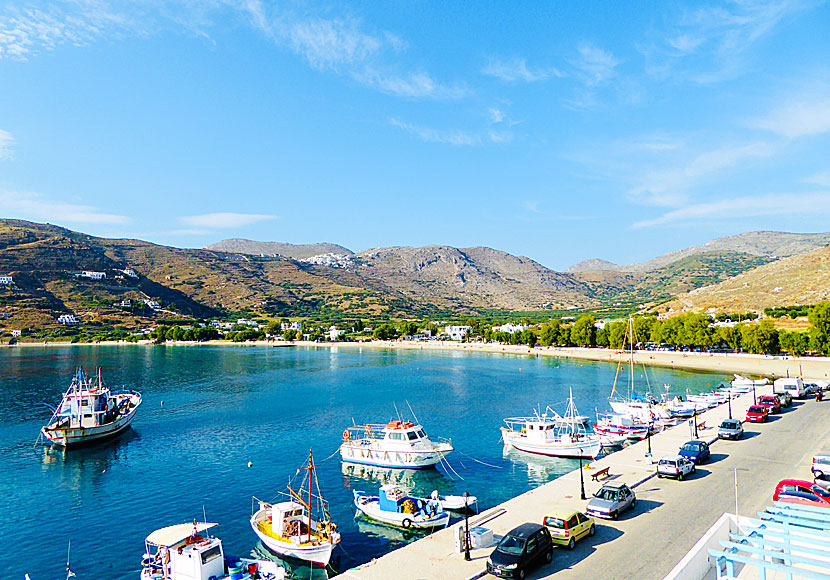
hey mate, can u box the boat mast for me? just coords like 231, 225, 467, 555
628, 316, 634, 399
304, 449, 314, 544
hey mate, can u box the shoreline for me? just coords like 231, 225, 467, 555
4, 338, 828, 379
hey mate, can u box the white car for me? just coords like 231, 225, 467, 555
657, 455, 696, 480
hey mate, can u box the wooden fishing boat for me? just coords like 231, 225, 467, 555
353, 485, 450, 530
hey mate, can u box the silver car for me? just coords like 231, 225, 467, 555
718, 419, 744, 440
585, 482, 636, 520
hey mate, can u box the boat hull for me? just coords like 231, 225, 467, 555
501, 430, 602, 458
340, 442, 451, 469
42, 400, 140, 448
353, 493, 449, 530
250, 508, 336, 566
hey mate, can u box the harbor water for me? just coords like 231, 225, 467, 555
0, 345, 725, 579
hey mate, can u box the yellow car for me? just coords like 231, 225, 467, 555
542, 508, 596, 549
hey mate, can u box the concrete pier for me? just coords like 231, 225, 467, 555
333, 386, 830, 580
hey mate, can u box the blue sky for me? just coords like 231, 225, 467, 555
1, 1, 829, 270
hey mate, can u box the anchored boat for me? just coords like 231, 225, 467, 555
501, 388, 602, 459
250, 450, 340, 566
353, 485, 450, 530
40, 367, 141, 448
340, 419, 453, 469
140, 521, 285, 580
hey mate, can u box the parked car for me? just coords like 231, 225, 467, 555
745, 405, 769, 423
775, 392, 793, 408
657, 455, 696, 480
486, 522, 553, 579
718, 419, 744, 440
542, 509, 595, 550
678, 440, 711, 464
758, 395, 782, 414
773, 479, 830, 505
813, 452, 830, 481
586, 482, 636, 520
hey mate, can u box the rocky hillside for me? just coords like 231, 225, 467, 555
660, 245, 830, 315
205, 239, 353, 259
569, 231, 830, 273
355, 245, 594, 311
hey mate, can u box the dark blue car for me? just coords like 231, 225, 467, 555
679, 440, 710, 464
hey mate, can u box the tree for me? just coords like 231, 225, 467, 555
398, 321, 418, 336
265, 319, 281, 336
809, 302, 830, 356
373, 323, 399, 341
283, 328, 298, 341
151, 325, 170, 342
607, 321, 626, 349
519, 329, 537, 347
570, 315, 596, 347
780, 330, 809, 356
754, 320, 779, 354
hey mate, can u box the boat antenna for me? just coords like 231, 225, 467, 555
66, 540, 75, 579
202, 504, 207, 525
393, 401, 402, 421
406, 400, 420, 425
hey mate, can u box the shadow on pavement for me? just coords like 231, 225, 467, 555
690, 467, 711, 479
706, 453, 729, 464
534, 525, 625, 577
738, 431, 762, 440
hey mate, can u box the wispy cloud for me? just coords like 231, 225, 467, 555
570, 42, 620, 87
805, 171, 830, 187
481, 57, 563, 83
0, 190, 129, 224
180, 212, 276, 229
633, 191, 830, 228
630, 135, 685, 152
521, 201, 541, 214
629, 141, 774, 207
359, 69, 467, 99
751, 89, 830, 139
390, 118, 480, 146
0, 129, 13, 159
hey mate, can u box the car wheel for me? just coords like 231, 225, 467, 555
679, 471, 684, 481
611, 510, 619, 520
691, 465, 696, 474
567, 537, 575, 550
631, 498, 636, 509
658, 473, 663, 478
589, 524, 596, 537
545, 547, 553, 563
518, 569, 526, 580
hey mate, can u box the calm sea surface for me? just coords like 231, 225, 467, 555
0, 345, 726, 579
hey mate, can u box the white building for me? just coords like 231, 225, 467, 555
57, 314, 79, 325
0, 275, 13, 285
298, 253, 353, 269
280, 321, 303, 331
444, 325, 472, 341
236, 318, 259, 327
10, 329, 21, 337
143, 300, 161, 310
493, 323, 528, 334
81, 271, 106, 280
329, 326, 345, 341
120, 269, 138, 278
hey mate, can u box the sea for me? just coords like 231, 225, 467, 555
0, 344, 726, 579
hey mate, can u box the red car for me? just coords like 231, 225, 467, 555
758, 395, 781, 414
773, 479, 830, 507
745, 405, 769, 423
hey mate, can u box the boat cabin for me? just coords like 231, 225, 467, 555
268, 501, 311, 539
142, 523, 224, 580
383, 421, 428, 443
379, 484, 438, 515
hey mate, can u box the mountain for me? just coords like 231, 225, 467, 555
205, 239, 353, 259
660, 245, 830, 315
569, 231, 830, 273
355, 245, 594, 311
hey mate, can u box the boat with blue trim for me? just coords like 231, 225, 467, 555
340, 419, 453, 469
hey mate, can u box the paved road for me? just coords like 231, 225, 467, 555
535, 398, 830, 580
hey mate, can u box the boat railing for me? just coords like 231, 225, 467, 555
345, 424, 389, 441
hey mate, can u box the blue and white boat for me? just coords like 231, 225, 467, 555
340, 419, 453, 469
353, 485, 450, 530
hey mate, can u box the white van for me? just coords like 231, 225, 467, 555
773, 377, 807, 399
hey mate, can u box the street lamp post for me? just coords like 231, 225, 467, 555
728, 392, 732, 420
752, 383, 757, 405
463, 491, 471, 561
646, 420, 653, 463
693, 409, 699, 438
578, 448, 586, 500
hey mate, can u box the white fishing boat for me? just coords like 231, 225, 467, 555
501, 389, 602, 459
251, 450, 340, 566
686, 392, 728, 407
340, 418, 453, 469
594, 412, 649, 441
598, 432, 628, 448
731, 374, 769, 387
546, 407, 591, 427
40, 367, 141, 448
429, 490, 478, 512
353, 485, 449, 530
140, 521, 285, 580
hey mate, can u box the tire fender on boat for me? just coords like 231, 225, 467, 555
402, 518, 412, 529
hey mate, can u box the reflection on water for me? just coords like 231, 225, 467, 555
249, 542, 331, 580
353, 518, 429, 545
502, 446, 581, 486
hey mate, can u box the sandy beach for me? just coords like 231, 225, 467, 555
6, 338, 829, 380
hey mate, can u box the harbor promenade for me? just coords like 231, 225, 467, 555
334, 386, 830, 580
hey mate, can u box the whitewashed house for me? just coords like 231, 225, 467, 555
493, 323, 527, 334
329, 326, 345, 341
444, 325, 472, 341
81, 271, 106, 280
0, 275, 13, 285
120, 269, 138, 278
57, 314, 79, 325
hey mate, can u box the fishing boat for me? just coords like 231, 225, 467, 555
340, 418, 453, 469
353, 485, 450, 530
429, 490, 478, 512
140, 521, 285, 580
501, 389, 602, 459
250, 450, 340, 566
593, 412, 649, 441
40, 367, 141, 448
731, 374, 769, 388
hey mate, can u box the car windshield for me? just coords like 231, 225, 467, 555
497, 535, 526, 555
659, 459, 675, 466
749, 406, 764, 412
594, 488, 619, 501
811, 485, 830, 499
543, 516, 566, 528
721, 421, 738, 428
682, 443, 700, 452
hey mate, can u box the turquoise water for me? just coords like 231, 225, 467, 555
0, 345, 726, 579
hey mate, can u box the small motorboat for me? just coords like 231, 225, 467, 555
251, 450, 340, 566
353, 485, 450, 530
594, 412, 649, 441
141, 521, 285, 580
731, 374, 769, 388
40, 367, 141, 448
429, 490, 477, 512
341, 418, 453, 469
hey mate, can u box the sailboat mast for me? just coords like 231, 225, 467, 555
629, 316, 634, 399
307, 449, 313, 545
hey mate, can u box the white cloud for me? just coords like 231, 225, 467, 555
631, 135, 684, 152
481, 57, 563, 83
570, 42, 620, 87
522, 201, 541, 214
633, 191, 830, 229
0, 190, 129, 224
389, 118, 479, 146
288, 17, 382, 72
629, 141, 774, 207
0, 129, 13, 159
360, 69, 467, 99
180, 212, 276, 229
751, 92, 830, 139
804, 171, 830, 187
